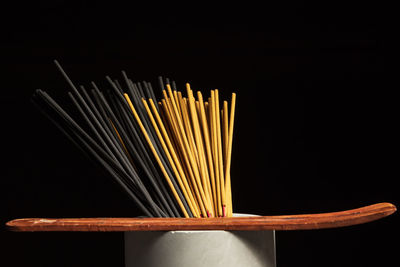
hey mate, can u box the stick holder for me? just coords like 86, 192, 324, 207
6, 203, 396, 267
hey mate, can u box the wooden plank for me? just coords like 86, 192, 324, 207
6, 202, 396, 232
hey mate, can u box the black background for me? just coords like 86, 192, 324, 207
1, 1, 398, 266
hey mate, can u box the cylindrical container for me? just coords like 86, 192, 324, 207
124, 215, 276, 267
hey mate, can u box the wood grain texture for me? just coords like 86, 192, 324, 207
6, 202, 396, 232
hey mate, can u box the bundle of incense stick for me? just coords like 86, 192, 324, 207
31, 60, 236, 218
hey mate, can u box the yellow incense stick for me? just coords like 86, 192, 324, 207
223, 101, 229, 161
142, 98, 200, 217
179, 97, 213, 216
215, 89, 226, 216
123, 94, 189, 218
150, 98, 201, 216
224, 93, 236, 216
197, 91, 218, 213
186, 84, 213, 215
222, 101, 231, 215
195, 98, 213, 210
210, 90, 222, 216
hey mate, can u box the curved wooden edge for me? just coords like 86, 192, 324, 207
6, 202, 396, 232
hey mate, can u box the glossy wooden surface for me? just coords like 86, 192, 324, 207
6, 202, 396, 232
